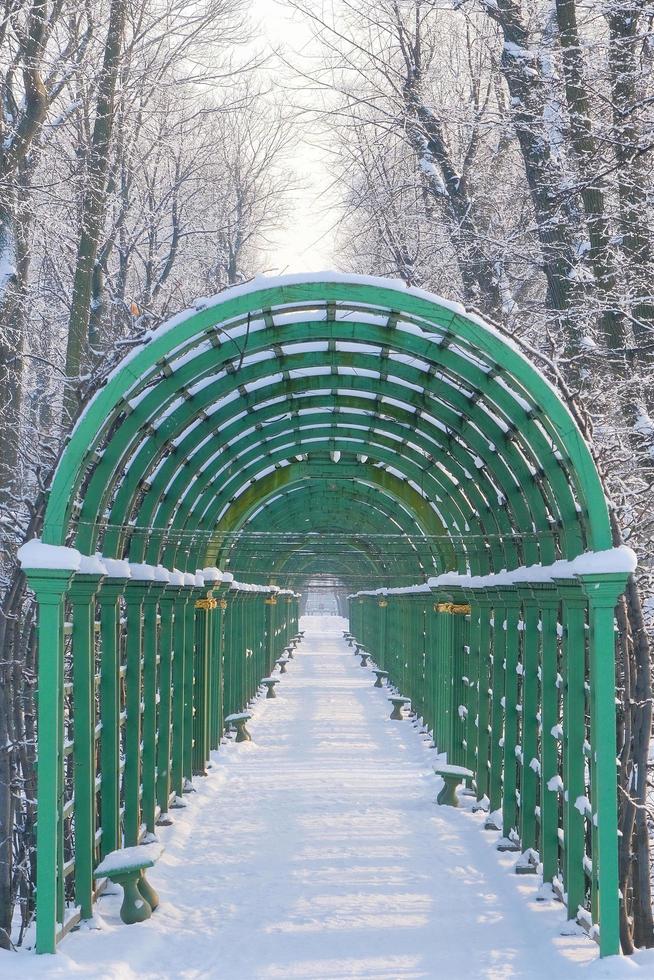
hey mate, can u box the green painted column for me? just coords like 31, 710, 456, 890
156, 579, 177, 816
434, 596, 454, 756
534, 582, 561, 885
123, 573, 152, 846
464, 591, 480, 780
68, 570, 103, 920
556, 577, 588, 921
171, 586, 189, 797
211, 588, 228, 747
97, 572, 127, 858
141, 583, 161, 834
487, 589, 505, 816
193, 589, 213, 776
518, 588, 540, 857
26, 567, 73, 955
580, 572, 627, 958
473, 592, 493, 802
265, 594, 277, 675
450, 594, 471, 768
501, 587, 522, 840
378, 595, 387, 669
183, 585, 199, 785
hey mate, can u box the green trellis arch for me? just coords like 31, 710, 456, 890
21, 275, 629, 957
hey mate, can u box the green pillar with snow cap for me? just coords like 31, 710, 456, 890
18, 539, 79, 955
577, 549, 635, 958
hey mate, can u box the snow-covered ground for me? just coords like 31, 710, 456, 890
10, 617, 654, 978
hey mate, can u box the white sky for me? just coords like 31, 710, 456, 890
251, 0, 338, 274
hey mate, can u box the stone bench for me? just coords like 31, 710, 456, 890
372, 669, 389, 688
285, 644, 295, 660
261, 677, 280, 699
434, 764, 474, 807
276, 656, 290, 674
388, 695, 410, 720
225, 711, 252, 742
94, 842, 163, 924
358, 650, 372, 667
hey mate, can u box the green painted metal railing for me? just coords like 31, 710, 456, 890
349, 570, 627, 958
26, 569, 298, 953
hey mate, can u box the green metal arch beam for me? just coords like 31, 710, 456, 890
177, 442, 510, 574
187, 464, 457, 571
44, 284, 601, 564
228, 485, 440, 571
128, 390, 525, 570
147, 424, 493, 571
171, 450, 471, 573
228, 495, 432, 586
90, 350, 581, 563
129, 389, 535, 565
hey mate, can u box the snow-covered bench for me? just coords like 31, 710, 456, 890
94, 842, 163, 924
388, 695, 410, 720
261, 677, 279, 699
372, 669, 389, 688
434, 764, 474, 807
276, 655, 290, 674
357, 649, 372, 667
225, 711, 252, 742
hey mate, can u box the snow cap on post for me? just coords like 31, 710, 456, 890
202, 567, 223, 583
169, 568, 185, 587
154, 564, 171, 584
78, 553, 108, 576
183, 573, 196, 587
194, 570, 205, 587
17, 538, 81, 571
102, 556, 131, 579
129, 562, 156, 581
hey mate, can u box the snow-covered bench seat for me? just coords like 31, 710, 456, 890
434, 764, 474, 807
94, 842, 163, 924
388, 695, 410, 720
225, 711, 252, 742
276, 656, 290, 674
357, 649, 371, 667
372, 669, 389, 688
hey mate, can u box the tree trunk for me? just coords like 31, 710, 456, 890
63, 0, 128, 422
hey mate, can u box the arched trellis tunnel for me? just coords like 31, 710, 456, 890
18, 274, 634, 957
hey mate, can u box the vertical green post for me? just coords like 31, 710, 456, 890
580, 572, 626, 958
193, 585, 211, 776
535, 583, 560, 885
183, 584, 198, 785
488, 589, 505, 814
557, 577, 588, 921
464, 594, 480, 780
518, 589, 540, 856
69, 569, 103, 920
27, 566, 73, 955
156, 577, 176, 815
474, 593, 493, 802
171, 586, 189, 797
141, 583, 160, 834
501, 587, 521, 839
123, 571, 152, 846
97, 569, 127, 858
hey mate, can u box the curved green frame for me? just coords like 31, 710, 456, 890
44, 275, 611, 585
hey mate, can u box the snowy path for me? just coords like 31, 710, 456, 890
12, 617, 654, 979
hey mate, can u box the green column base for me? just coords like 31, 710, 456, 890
138, 870, 160, 910
436, 773, 463, 807
235, 720, 252, 742
111, 871, 153, 924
